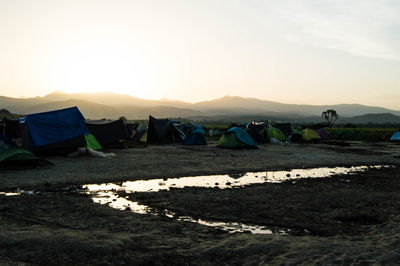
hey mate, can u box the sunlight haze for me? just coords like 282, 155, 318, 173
0, 0, 399, 109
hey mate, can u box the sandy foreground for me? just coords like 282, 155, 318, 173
0, 141, 399, 265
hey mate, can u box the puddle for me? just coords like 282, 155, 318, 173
0, 192, 21, 196
86, 190, 285, 234
1, 165, 392, 235
84, 165, 389, 193
82, 165, 391, 235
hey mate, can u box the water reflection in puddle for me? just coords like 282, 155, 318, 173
85, 165, 388, 192
87, 190, 283, 234
83, 165, 390, 235
0, 192, 21, 196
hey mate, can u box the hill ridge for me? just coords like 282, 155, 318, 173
1, 92, 400, 122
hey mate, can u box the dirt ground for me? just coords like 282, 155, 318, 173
0, 141, 399, 265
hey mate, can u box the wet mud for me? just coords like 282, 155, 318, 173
1, 142, 400, 265
128, 167, 399, 237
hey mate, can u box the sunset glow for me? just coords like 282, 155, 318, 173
0, 0, 399, 108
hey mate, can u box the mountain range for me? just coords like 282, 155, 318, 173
1, 91, 400, 124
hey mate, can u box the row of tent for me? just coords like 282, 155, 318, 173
0, 108, 154, 153
145, 118, 330, 148
2, 106, 400, 169
0, 108, 210, 164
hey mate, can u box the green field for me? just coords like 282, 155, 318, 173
325, 128, 398, 142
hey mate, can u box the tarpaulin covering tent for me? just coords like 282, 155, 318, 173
390, 131, 400, 141
217, 127, 257, 149
267, 127, 287, 142
0, 134, 52, 169
302, 128, 321, 142
24, 107, 88, 154
147, 115, 184, 144
86, 119, 128, 148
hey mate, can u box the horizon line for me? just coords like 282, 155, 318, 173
2, 90, 399, 111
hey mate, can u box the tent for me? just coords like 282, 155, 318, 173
0, 118, 20, 139
86, 119, 128, 148
0, 134, 52, 169
208, 128, 225, 137
302, 128, 321, 142
217, 127, 257, 149
289, 128, 303, 143
245, 122, 266, 143
24, 107, 89, 154
183, 125, 207, 146
147, 115, 184, 144
390, 131, 400, 141
125, 123, 147, 143
267, 127, 287, 142
275, 123, 292, 138
133, 123, 147, 142
183, 132, 207, 146
177, 124, 196, 135
84, 133, 102, 150
315, 129, 330, 140
192, 125, 207, 135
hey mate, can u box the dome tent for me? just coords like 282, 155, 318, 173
217, 127, 257, 149
390, 131, 400, 141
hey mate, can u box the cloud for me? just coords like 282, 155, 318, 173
265, 0, 400, 60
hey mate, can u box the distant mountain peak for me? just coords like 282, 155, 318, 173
45, 90, 66, 96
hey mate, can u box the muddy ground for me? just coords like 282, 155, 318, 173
0, 142, 399, 265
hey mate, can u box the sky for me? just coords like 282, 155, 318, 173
0, 0, 399, 109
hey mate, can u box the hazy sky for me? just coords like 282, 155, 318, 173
0, 0, 399, 109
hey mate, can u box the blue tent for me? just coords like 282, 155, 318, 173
227, 127, 257, 148
24, 107, 89, 153
390, 131, 400, 141
192, 125, 207, 135
182, 125, 207, 146
183, 132, 207, 146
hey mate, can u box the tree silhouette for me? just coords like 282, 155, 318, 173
321, 109, 339, 128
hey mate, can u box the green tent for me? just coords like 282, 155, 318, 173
302, 128, 321, 142
0, 148, 53, 169
84, 133, 102, 150
267, 127, 287, 142
217, 128, 258, 149
218, 132, 247, 148
292, 128, 301, 135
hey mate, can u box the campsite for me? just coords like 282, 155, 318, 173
1, 106, 400, 264
2, 1, 400, 263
